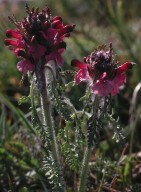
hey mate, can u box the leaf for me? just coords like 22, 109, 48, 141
0, 92, 35, 134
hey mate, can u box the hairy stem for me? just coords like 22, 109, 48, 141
78, 96, 99, 192
39, 60, 61, 165
36, 60, 66, 191
78, 147, 92, 192
40, 61, 59, 161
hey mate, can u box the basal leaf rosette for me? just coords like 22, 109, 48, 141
71, 43, 134, 97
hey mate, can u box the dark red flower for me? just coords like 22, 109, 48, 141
5, 4, 75, 74
71, 44, 134, 96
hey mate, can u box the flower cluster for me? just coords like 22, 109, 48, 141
71, 44, 134, 96
5, 4, 75, 74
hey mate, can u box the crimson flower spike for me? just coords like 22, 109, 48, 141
5, 4, 75, 75
71, 43, 135, 97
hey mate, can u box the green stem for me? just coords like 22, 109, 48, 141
40, 60, 60, 164
78, 96, 99, 192
78, 147, 92, 192
129, 108, 141, 155
37, 60, 66, 191
98, 169, 106, 192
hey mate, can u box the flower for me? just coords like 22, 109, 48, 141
5, 4, 75, 74
71, 43, 134, 96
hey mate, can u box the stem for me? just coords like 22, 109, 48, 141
78, 96, 99, 192
129, 82, 141, 155
98, 170, 106, 192
78, 147, 92, 192
36, 60, 65, 191
40, 60, 60, 164
129, 108, 141, 155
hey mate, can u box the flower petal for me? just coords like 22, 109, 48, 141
117, 62, 133, 74
29, 44, 46, 60
46, 51, 64, 66
75, 69, 90, 84
113, 73, 126, 86
6, 29, 21, 39
4, 39, 18, 46
92, 79, 114, 96
52, 20, 63, 29
71, 59, 87, 69
17, 59, 34, 74
40, 28, 57, 40
112, 86, 119, 96
99, 72, 107, 80
111, 73, 126, 95
52, 16, 62, 22
58, 25, 75, 37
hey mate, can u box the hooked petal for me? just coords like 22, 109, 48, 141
117, 62, 134, 74
6, 29, 21, 39
52, 20, 63, 29
71, 59, 87, 69
4, 39, 18, 46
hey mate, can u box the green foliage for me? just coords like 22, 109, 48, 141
43, 153, 65, 192
0, 138, 46, 191
0, 91, 49, 191
18, 95, 31, 105
0, 92, 34, 134
58, 122, 81, 171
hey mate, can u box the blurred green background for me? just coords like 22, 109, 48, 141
0, 0, 141, 191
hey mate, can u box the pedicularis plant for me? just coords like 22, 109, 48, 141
4, 4, 135, 192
